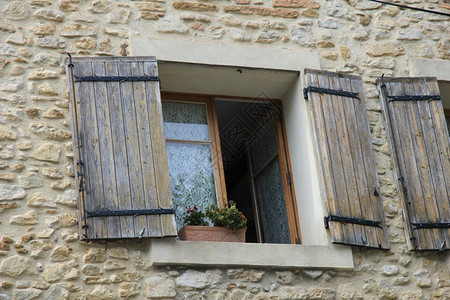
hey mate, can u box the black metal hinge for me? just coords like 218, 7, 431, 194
386, 95, 440, 102
304, 86, 359, 101
324, 214, 382, 229
86, 208, 175, 217
75, 75, 160, 82
411, 222, 450, 230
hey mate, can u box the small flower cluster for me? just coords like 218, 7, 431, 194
183, 206, 208, 226
183, 202, 247, 231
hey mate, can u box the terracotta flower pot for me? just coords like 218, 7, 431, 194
178, 225, 246, 242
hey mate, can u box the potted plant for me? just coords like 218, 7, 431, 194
178, 202, 247, 242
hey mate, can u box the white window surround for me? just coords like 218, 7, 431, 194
409, 58, 450, 109
130, 38, 354, 269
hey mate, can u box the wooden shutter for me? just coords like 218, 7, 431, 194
305, 69, 390, 249
66, 56, 177, 240
378, 77, 449, 251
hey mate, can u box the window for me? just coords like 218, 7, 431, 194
67, 55, 448, 252
66, 56, 390, 250
161, 93, 301, 244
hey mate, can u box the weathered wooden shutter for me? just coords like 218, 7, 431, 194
66, 56, 177, 240
378, 77, 449, 251
305, 69, 390, 249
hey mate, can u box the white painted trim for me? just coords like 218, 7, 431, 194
282, 77, 329, 245
409, 58, 450, 80
130, 38, 321, 71
150, 239, 354, 270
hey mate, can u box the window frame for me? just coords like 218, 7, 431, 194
161, 92, 301, 244
161, 93, 228, 210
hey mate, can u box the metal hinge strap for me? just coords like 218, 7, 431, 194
324, 214, 382, 229
411, 222, 450, 230
86, 209, 174, 217
304, 86, 359, 100
75, 75, 160, 82
386, 95, 440, 101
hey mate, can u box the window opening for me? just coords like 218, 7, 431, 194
162, 94, 300, 244
216, 99, 292, 243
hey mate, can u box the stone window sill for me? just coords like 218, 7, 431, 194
150, 239, 354, 270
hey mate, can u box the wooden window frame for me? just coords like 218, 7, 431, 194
161, 92, 301, 244
445, 108, 450, 118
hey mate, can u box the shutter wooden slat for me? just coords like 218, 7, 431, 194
416, 79, 449, 249
326, 74, 358, 245
339, 76, 365, 244
411, 80, 443, 248
306, 72, 345, 243
104, 61, 135, 238
119, 61, 152, 238
400, 80, 436, 248
398, 80, 435, 248
69, 62, 91, 239
66, 56, 177, 240
78, 61, 108, 239
130, 61, 162, 237
378, 77, 449, 250
306, 69, 389, 249
344, 76, 382, 248
92, 61, 121, 239
143, 61, 177, 236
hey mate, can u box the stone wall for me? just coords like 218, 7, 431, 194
0, 0, 449, 299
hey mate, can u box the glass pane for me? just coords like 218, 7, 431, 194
249, 115, 278, 173
255, 158, 291, 244
162, 102, 210, 141
166, 142, 217, 229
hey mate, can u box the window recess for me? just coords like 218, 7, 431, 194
162, 93, 301, 244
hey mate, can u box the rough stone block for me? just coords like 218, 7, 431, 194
10, 210, 38, 225
27, 192, 56, 208
1, 78, 25, 92
4, 2, 32, 20
365, 41, 405, 57
89, 286, 116, 299
108, 247, 129, 260
59, 23, 97, 37
156, 16, 189, 34
84, 248, 107, 263
273, 0, 320, 9
88, 0, 113, 14
108, 8, 131, 24
0, 255, 30, 278
146, 273, 176, 298
33, 8, 66, 22
28, 69, 59, 80
177, 269, 222, 290
119, 282, 140, 298
223, 5, 299, 18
